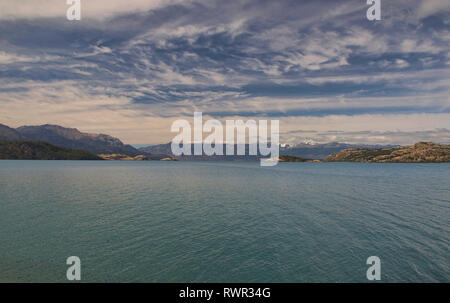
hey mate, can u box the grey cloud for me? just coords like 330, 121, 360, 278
0, 0, 449, 143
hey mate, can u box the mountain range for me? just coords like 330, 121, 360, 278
1, 123, 448, 162
1, 123, 395, 160
1, 123, 139, 156
0, 124, 27, 141
139, 142, 397, 160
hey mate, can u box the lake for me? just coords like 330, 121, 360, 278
0, 160, 448, 282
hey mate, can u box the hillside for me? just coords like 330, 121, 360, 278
0, 141, 103, 160
0, 124, 26, 140
15, 124, 139, 156
325, 142, 450, 163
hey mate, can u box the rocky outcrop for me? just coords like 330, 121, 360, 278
325, 142, 450, 163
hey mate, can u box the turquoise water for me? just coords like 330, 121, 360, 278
0, 160, 448, 282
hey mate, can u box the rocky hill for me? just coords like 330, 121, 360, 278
0, 141, 103, 160
325, 142, 450, 163
0, 124, 26, 140
14, 124, 139, 156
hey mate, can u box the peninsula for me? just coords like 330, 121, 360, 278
325, 142, 450, 163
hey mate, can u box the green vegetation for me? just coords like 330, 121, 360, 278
0, 141, 103, 160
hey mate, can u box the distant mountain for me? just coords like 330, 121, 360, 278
15, 124, 139, 156
325, 142, 450, 162
139, 142, 396, 160
280, 142, 397, 160
0, 141, 103, 160
0, 124, 26, 141
3, 122, 431, 161
139, 143, 173, 155
139, 143, 261, 161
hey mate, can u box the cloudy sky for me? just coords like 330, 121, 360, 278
0, 0, 449, 144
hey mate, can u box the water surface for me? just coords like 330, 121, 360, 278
0, 160, 448, 282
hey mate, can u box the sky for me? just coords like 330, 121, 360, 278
0, 0, 449, 145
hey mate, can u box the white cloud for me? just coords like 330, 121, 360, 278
278, 114, 450, 145
1, 0, 449, 145
0, 51, 62, 65
0, 52, 37, 64
2, 78, 450, 144
75, 45, 112, 58
395, 59, 410, 68
417, 0, 450, 19
401, 39, 442, 54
